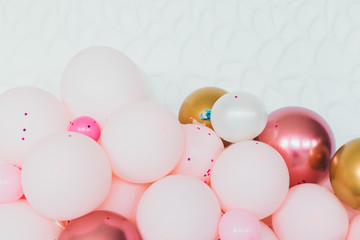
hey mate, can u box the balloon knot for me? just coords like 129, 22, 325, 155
199, 109, 211, 120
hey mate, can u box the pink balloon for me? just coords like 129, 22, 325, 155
272, 184, 348, 240
219, 209, 260, 240
58, 210, 141, 240
211, 141, 289, 219
61, 46, 146, 127
69, 116, 101, 141
347, 214, 360, 240
97, 175, 149, 225
0, 200, 61, 239
0, 87, 70, 167
256, 107, 335, 187
101, 101, 184, 183
259, 222, 278, 240
137, 174, 221, 240
171, 124, 224, 184
0, 164, 23, 203
21, 132, 112, 220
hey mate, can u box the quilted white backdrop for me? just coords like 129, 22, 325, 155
0, 0, 359, 148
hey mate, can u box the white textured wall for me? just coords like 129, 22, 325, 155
0, 0, 359, 148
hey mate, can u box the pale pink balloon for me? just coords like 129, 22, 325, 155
0, 164, 23, 203
0, 87, 70, 167
136, 174, 221, 240
219, 209, 260, 240
0, 200, 61, 239
259, 222, 278, 240
61, 46, 146, 127
69, 116, 101, 141
100, 101, 184, 183
97, 175, 149, 225
21, 132, 112, 220
171, 124, 224, 184
272, 184, 348, 240
211, 141, 289, 219
347, 214, 360, 240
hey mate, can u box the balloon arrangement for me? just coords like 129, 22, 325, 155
0, 46, 359, 240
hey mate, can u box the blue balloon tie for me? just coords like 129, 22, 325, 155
199, 109, 211, 120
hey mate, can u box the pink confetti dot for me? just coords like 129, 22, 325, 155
21, 137, 25, 141
197, 127, 200, 130
235, 96, 238, 98
208, 133, 211, 135
23, 128, 26, 131
187, 158, 191, 161
24, 113, 28, 116
211, 159, 214, 162
275, 124, 278, 128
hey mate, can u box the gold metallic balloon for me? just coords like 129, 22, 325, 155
330, 138, 360, 210
178, 87, 227, 130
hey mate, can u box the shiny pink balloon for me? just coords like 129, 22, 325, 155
219, 209, 260, 240
256, 107, 335, 187
58, 210, 141, 240
69, 116, 101, 141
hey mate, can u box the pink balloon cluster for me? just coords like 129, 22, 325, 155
0, 46, 356, 240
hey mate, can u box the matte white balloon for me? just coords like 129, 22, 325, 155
211, 141, 289, 219
211, 91, 267, 143
0, 200, 61, 240
0, 87, 70, 167
22, 132, 112, 220
101, 101, 184, 183
137, 175, 221, 240
61, 46, 146, 127
272, 184, 348, 240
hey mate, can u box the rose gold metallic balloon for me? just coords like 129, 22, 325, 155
330, 138, 360, 210
256, 107, 335, 187
178, 87, 227, 130
58, 210, 142, 240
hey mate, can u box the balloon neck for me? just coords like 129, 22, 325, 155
199, 109, 211, 120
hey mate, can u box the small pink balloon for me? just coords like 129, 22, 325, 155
0, 164, 23, 203
69, 116, 101, 141
219, 209, 261, 240
58, 210, 141, 240
256, 107, 335, 187
171, 124, 224, 184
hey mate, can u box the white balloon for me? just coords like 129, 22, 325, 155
0, 200, 61, 240
0, 87, 70, 167
22, 132, 112, 220
61, 46, 146, 127
137, 174, 221, 240
211, 91, 267, 143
